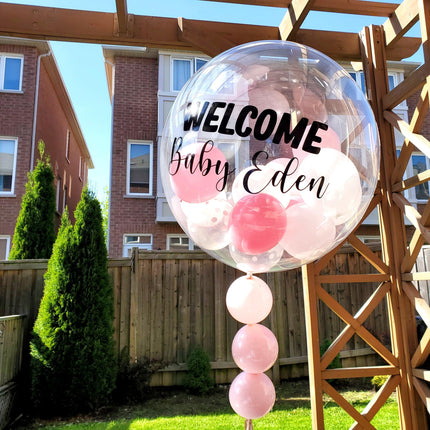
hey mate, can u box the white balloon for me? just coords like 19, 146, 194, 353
226, 275, 273, 324
280, 202, 336, 260
298, 148, 362, 225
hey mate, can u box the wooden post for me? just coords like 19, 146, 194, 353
302, 264, 325, 429
360, 24, 427, 429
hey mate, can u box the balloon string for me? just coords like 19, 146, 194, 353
245, 419, 253, 430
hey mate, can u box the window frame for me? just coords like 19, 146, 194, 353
0, 54, 24, 92
0, 137, 18, 196
126, 140, 153, 197
166, 234, 195, 251
0, 235, 11, 260
123, 234, 153, 257
65, 129, 71, 163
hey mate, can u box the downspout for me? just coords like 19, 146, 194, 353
105, 59, 115, 253
30, 50, 51, 171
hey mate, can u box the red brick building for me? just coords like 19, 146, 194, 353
103, 45, 426, 257
0, 37, 93, 260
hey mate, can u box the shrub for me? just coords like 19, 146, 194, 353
9, 141, 56, 260
30, 188, 116, 416
114, 347, 165, 404
371, 375, 389, 389
183, 346, 214, 394
320, 338, 341, 369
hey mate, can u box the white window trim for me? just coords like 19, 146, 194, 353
122, 234, 153, 257
126, 140, 153, 196
55, 177, 61, 213
0, 235, 11, 260
0, 54, 24, 92
166, 234, 195, 251
65, 129, 71, 163
0, 137, 18, 196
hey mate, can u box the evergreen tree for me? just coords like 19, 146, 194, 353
9, 141, 56, 260
30, 188, 116, 415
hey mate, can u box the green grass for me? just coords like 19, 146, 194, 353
15, 380, 399, 430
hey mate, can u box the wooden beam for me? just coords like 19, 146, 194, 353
392, 169, 430, 193
177, 17, 236, 57
413, 376, 430, 415
114, 0, 129, 36
402, 281, 430, 329
392, 193, 430, 244
322, 366, 399, 379
350, 375, 401, 430
0, 3, 420, 61
320, 282, 391, 370
346, 234, 390, 274
279, 0, 315, 41
317, 283, 398, 367
316, 273, 390, 283
391, 83, 430, 185
384, 110, 430, 159
413, 368, 430, 382
411, 327, 430, 368
383, 63, 430, 110
322, 381, 377, 429
202, 0, 399, 16
383, 0, 419, 48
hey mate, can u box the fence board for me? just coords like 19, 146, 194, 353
1, 248, 424, 386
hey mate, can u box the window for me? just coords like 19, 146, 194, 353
396, 149, 430, 203
172, 57, 208, 92
172, 58, 191, 91
167, 234, 196, 251
412, 153, 430, 201
65, 130, 71, 162
56, 177, 61, 212
0, 236, 10, 260
123, 234, 152, 257
0, 138, 17, 194
127, 141, 153, 195
0, 55, 23, 91
79, 156, 85, 182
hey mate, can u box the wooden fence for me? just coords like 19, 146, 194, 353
0, 246, 418, 386
0, 314, 25, 430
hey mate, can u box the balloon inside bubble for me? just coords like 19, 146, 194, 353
160, 40, 380, 272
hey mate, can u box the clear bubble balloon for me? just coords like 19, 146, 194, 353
160, 40, 380, 272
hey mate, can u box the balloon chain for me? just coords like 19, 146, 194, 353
245, 419, 253, 430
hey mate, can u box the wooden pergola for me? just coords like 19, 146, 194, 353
1, 0, 430, 428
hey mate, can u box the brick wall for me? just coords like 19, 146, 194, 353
36, 60, 86, 221
0, 44, 37, 244
0, 42, 90, 257
109, 55, 184, 257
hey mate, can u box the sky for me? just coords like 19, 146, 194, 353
3, 0, 422, 199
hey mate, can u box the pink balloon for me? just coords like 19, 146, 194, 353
230, 193, 287, 255
232, 324, 279, 373
169, 141, 228, 203
226, 275, 273, 324
229, 372, 276, 419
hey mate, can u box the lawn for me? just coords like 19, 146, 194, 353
14, 379, 399, 430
